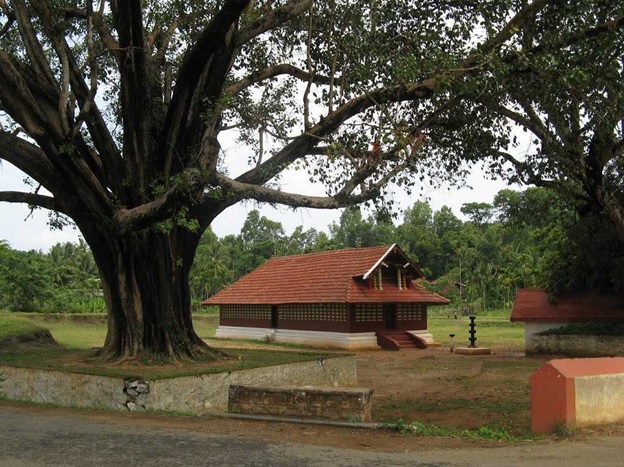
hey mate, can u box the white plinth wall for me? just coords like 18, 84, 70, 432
215, 326, 381, 350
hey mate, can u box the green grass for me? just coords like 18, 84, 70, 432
3, 313, 219, 350
0, 347, 339, 379
0, 314, 47, 339
0, 313, 336, 379
191, 315, 219, 340
382, 419, 529, 441
428, 310, 523, 350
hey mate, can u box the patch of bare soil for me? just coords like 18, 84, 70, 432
0, 329, 62, 354
357, 346, 549, 434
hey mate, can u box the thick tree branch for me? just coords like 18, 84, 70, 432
236, 0, 552, 187
0, 50, 63, 140
225, 64, 333, 95
153, 16, 181, 64
11, 0, 56, 86
236, 79, 439, 186
215, 173, 379, 210
91, 6, 121, 60
112, 167, 210, 233
0, 191, 64, 213
238, 0, 312, 45
113, 0, 152, 197
159, 0, 251, 178
496, 105, 551, 143
29, 0, 73, 136
0, 0, 15, 37
0, 130, 63, 194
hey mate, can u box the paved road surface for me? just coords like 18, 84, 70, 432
1, 406, 624, 466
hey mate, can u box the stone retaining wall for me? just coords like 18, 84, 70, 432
0, 355, 356, 414
529, 334, 624, 357
228, 384, 372, 422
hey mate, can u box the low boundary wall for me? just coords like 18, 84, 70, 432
528, 334, 624, 357
0, 355, 357, 414
531, 357, 624, 434
228, 384, 372, 422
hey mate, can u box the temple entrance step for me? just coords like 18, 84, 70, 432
407, 330, 441, 347
376, 331, 428, 351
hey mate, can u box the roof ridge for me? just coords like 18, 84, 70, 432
269, 244, 393, 261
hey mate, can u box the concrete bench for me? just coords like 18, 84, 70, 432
531, 357, 624, 434
228, 384, 373, 422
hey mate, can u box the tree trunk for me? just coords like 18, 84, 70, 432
83, 225, 219, 361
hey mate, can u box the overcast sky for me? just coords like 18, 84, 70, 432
0, 158, 513, 252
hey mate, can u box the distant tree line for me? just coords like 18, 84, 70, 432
191, 186, 624, 311
1, 186, 622, 314
0, 239, 104, 313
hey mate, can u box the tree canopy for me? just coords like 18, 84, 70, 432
0, 0, 622, 359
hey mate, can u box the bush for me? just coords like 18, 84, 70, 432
39, 289, 106, 314
539, 321, 624, 336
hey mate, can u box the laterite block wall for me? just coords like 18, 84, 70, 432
531, 358, 624, 434
228, 384, 373, 422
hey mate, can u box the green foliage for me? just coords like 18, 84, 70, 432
539, 322, 624, 337
552, 423, 578, 439
0, 244, 55, 312
0, 240, 104, 314
329, 207, 394, 249
540, 212, 624, 294
0, 187, 614, 314
382, 419, 525, 441
190, 186, 611, 310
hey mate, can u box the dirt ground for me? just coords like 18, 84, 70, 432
358, 346, 547, 433
212, 341, 547, 434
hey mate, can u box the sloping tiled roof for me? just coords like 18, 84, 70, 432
510, 288, 624, 322
202, 245, 450, 305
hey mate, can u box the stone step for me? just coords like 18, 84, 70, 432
376, 331, 428, 350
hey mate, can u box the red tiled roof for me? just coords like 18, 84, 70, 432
202, 245, 450, 305
510, 289, 624, 322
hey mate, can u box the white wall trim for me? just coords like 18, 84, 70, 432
215, 326, 380, 349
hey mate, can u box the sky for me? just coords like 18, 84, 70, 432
0, 158, 514, 252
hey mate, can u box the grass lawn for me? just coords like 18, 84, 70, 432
0, 314, 48, 340
0, 347, 338, 379
428, 307, 523, 350
4, 313, 219, 349
0, 312, 333, 379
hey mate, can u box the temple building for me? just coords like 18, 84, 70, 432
202, 244, 450, 349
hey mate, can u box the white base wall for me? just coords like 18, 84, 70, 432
215, 326, 380, 350
407, 330, 437, 345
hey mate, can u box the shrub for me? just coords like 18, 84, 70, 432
539, 321, 624, 337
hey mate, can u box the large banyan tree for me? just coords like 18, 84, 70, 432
0, 0, 622, 359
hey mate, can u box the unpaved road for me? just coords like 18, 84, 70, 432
2, 405, 624, 466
